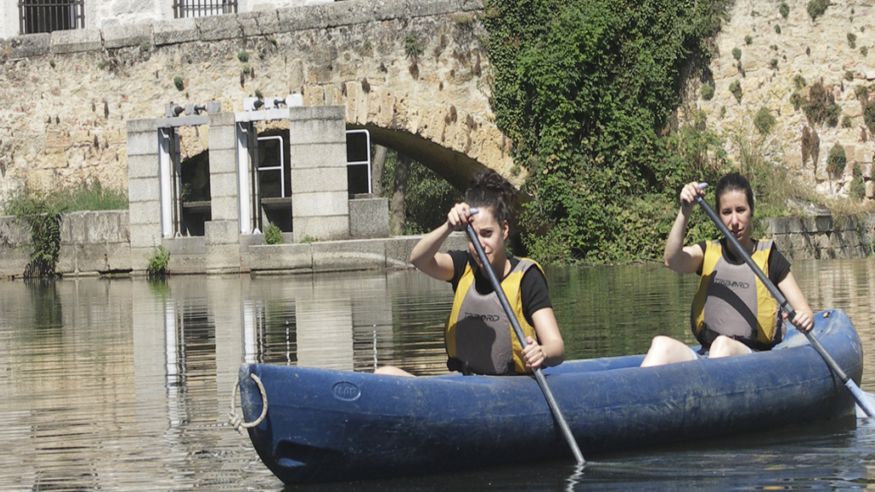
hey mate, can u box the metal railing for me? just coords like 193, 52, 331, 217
19, 0, 84, 35
173, 0, 238, 18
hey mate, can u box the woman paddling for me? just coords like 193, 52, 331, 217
641, 172, 814, 366
376, 171, 565, 376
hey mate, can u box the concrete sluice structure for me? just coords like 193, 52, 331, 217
0, 103, 466, 277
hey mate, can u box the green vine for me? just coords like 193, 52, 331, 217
6, 196, 63, 278
483, 0, 732, 263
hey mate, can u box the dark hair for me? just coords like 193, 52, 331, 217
465, 170, 515, 225
715, 172, 754, 214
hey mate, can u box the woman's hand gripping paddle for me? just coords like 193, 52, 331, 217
694, 184, 875, 417
465, 208, 585, 465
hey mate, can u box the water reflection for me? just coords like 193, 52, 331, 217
1, 258, 875, 489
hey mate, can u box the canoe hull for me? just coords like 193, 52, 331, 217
239, 309, 862, 483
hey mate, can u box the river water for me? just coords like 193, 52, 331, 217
2, 259, 875, 490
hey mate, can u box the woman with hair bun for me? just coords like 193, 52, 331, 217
376, 170, 566, 376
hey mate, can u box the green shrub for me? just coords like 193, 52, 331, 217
842, 115, 852, 128
802, 81, 840, 126
827, 143, 847, 179
404, 34, 423, 59
779, 2, 790, 18
790, 92, 802, 110
863, 102, 875, 133
744, 35, 752, 45
237, 50, 250, 63
173, 75, 184, 91
754, 107, 776, 135
774, 25, 781, 35
793, 74, 807, 89
770, 58, 778, 69
6, 195, 62, 278
264, 222, 283, 244
700, 82, 715, 100
483, 0, 733, 263
848, 33, 857, 49
850, 163, 866, 199
807, 0, 828, 21
729, 80, 743, 102
147, 246, 170, 278
732, 47, 742, 61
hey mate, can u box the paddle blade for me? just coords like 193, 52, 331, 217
848, 382, 875, 418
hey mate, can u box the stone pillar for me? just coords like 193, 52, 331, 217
289, 106, 350, 242
126, 119, 163, 274
205, 112, 241, 273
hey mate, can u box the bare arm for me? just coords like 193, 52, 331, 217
521, 307, 565, 369
409, 202, 471, 282
777, 271, 814, 332
664, 182, 706, 274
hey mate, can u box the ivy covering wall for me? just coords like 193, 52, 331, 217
483, 0, 733, 263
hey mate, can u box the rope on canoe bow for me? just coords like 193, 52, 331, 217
229, 373, 268, 433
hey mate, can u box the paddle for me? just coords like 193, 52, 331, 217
694, 187, 875, 417
465, 209, 585, 465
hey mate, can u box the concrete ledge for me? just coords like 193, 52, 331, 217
197, 14, 242, 42
312, 239, 386, 272
103, 22, 152, 49
288, 105, 345, 122
51, 28, 102, 54
7, 33, 50, 59
239, 10, 281, 37
247, 243, 313, 271
153, 18, 198, 46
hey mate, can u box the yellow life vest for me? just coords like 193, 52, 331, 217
445, 257, 542, 375
690, 240, 783, 350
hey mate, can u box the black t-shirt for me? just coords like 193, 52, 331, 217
447, 250, 552, 326
695, 239, 791, 284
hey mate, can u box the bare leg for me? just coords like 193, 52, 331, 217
374, 366, 415, 377
708, 335, 752, 358
641, 335, 698, 367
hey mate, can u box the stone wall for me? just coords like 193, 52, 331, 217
693, 0, 875, 198
0, 204, 450, 277
0, 210, 131, 277
0, 0, 506, 207
767, 213, 875, 260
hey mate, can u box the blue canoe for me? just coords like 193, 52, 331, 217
238, 309, 863, 484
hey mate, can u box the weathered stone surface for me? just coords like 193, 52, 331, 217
0, 0, 511, 208
247, 243, 313, 271
293, 215, 349, 242
103, 22, 152, 49
311, 238, 386, 272
293, 191, 349, 217
349, 197, 390, 238
8, 33, 50, 59
288, 143, 347, 168
153, 18, 198, 45
197, 15, 243, 41
291, 166, 348, 193
51, 29, 102, 54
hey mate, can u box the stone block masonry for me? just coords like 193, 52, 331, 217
0, 0, 509, 210
289, 106, 350, 242
767, 214, 875, 260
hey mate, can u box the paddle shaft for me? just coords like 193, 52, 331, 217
695, 195, 875, 417
464, 222, 585, 465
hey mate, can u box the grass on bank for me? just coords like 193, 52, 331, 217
2, 182, 128, 216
